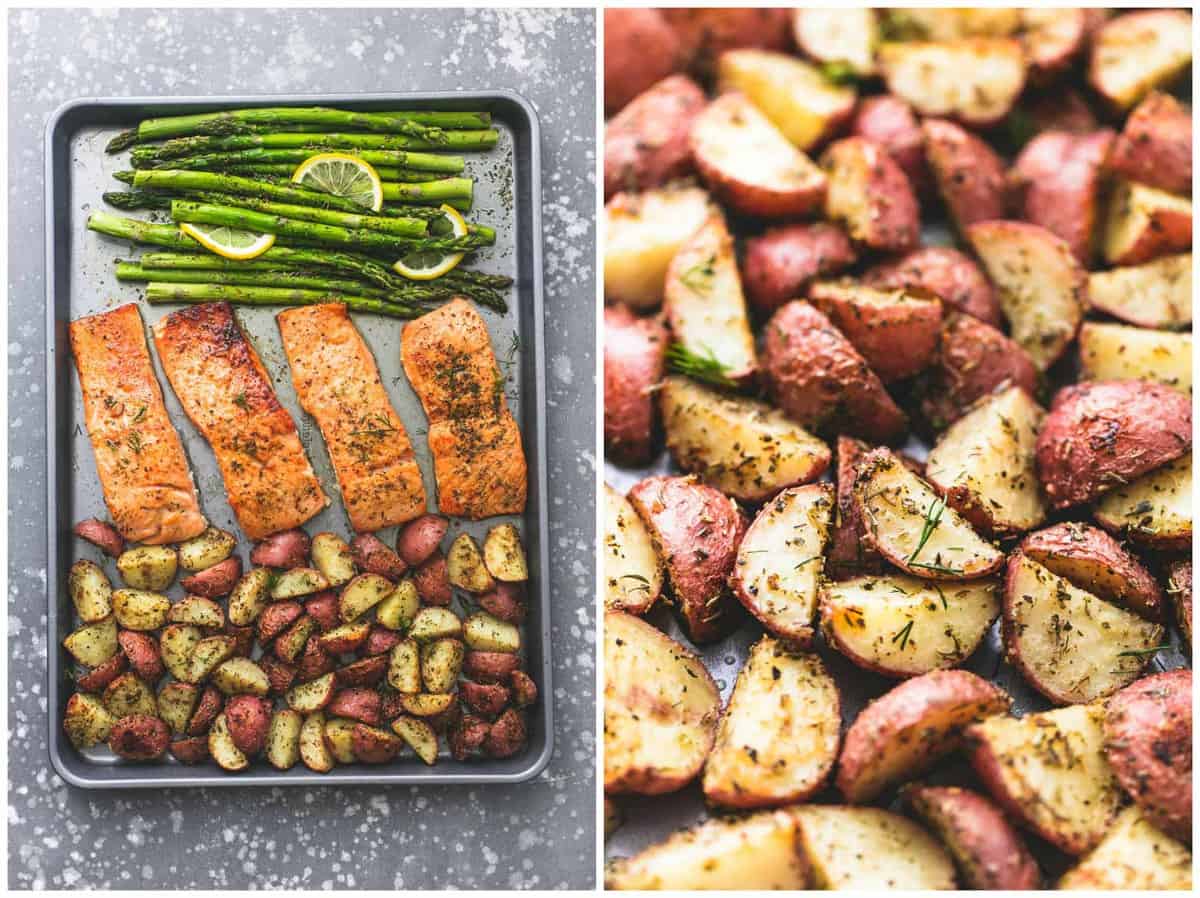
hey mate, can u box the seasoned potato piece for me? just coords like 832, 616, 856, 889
310, 532, 356, 587
1103, 180, 1193, 266
352, 723, 403, 764
463, 612, 520, 654
878, 39, 1026, 126
116, 545, 178, 591
108, 714, 170, 761
74, 651, 126, 694
864, 246, 1001, 328
690, 92, 827, 219
211, 657, 270, 697
1020, 7, 1086, 80
265, 708, 302, 770
741, 222, 857, 314
205, 712, 249, 772
322, 716, 358, 764
399, 692, 456, 718
249, 529, 310, 570
63, 615, 119, 668
226, 567, 271, 627
298, 710, 334, 773
603, 485, 662, 615
792, 7, 877, 76
446, 533, 494, 594
392, 715, 439, 765
922, 118, 1007, 233
1107, 92, 1192, 197
853, 448, 1003, 580
885, 7, 1020, 40
1078, 323, 1191, 393
315, 620, 369, 655
604, 304, 668, 466
1168, 560, 1192, 647
73, 518, 125, 558
159, 624, 200, 682
349, 533, 406, 581
966, 220, 1085, 371
604, 611, 720, 795
731, 484, 832, 644
1088, 10, 1192, 111
419, 638, 464, 694
966, 703, 1123, 854
179, 558, 236, 604
821, 137, 919, 253
1094, 454, 1192, 550
484, 710, 528, 759
386, 638, 421, 694
661, 8, 791, 74
375, 579, 420, 631
224, 694, 271, 755
165, 595, 224, 629
185, 634, 237, 683
1087, 254, 1191, 329
112, 589, 171, 631
284, 671, 336, 713
170, 737, 210, 764
482, 524, 527, 583
603, 8, 685, 116
157, 682, 198, 736
715, 50, 855, 151
269, 567, 329, 599
792, 805, 957, 890
849, 95, 930, 196
338, 573, 392, 623
925, 387, 1045, 536
177, 526, 236, 571
68, 559, 113, 622
821, 575, 999, 677
837, 671, 1010, 803
703, 638, 840, 808
63, 692, 116, 749
408, 607, 462, 643
604, 74, 704, 199
606, 810, 809, 890
1059, 806, 1192, 890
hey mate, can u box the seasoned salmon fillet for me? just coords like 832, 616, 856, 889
152, 302, 327, 540
277, 303, 426, 532
401, 298, 527, 519
69, 304, 207, 545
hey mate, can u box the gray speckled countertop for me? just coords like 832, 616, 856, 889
8, 8, 596, 889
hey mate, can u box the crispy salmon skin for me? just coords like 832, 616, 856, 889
277, 303, 426, 532
152, 302, 327, 539
401, 299, 527, 519
69, 303, 206, 545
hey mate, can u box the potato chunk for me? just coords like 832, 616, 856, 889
1078, 323, 1191, 393
602, 484, 661, 615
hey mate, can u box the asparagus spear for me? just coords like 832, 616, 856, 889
106, 107, 492, 152
143, 282, 422, 318
132, 169, 389, 214
139, 252, 289, 272
116, 262, 392, 297
138, 148, 465, 174
382, 178, 473, 206
87, 210, 199, 250
221, 164, 443, 182
130, 129, 500, 164
186, 193, 427, 237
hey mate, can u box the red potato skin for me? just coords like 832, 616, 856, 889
349, 534, 407, 581
117, 630, 165, 683
460, 680, 511, 717
75, 652, 128, 694
1018, 522, 1165, 621
604, 304, 668, 466
317, 623, 369, 656
661, 8, 791, 75
108, 714, 170, 761
179, 556, 241, 598
412, 552, 452, 606
1024, 88, 1099, 136
827, 436, 884, 578
479, 583, 526, 625
762, 301, 907, 442
1023, 9, 1087, 81
864, 247, 1002, 328
249, 529, 310, 569
334, 654, 388, 688
1107, 93, 1192, 197
510, 670, 538, 708
604, 8, 686, 117
225, 624, 255, 658
626, 476, 748, 644
186, 686, 222, 736
850, 95, 931, 196
1102, 669, 1192, 841
224, 694, 272, 756
741, 223, 857, 315
258, 655, 296, 696
1167, 560, 1191, 647
1010, 129, 1116, 264
605, 74, 706, 199
303, 591, 339, 632
484, 708, 528, 759
1110, 200, 1192, 267
350, 724, 403, 764
295, 635, 335, 682
463, 652, 520, 685
822, 137, 920, 252
922, 119, 1008, 233
396, 514, 448, 567
73, 518, 125, 557
169, 736, 210, 764
326, 688, 382, 726
256, 600, 303, 644
1035, 380, 1192, 510
362, 625, 402, 657
905, 786, 1042, 890
449, 713, 490, 761
274, 616, 315, 663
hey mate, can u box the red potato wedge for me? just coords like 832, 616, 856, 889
325, 687, 380, 726
762, 301, 907, 442
411, 551, 451, 606
826, 436, 884, 577
395, 514, 447, 567
864, 247, 1001, 328
878, 39, 1026, 126
663, 214, 756, 385
808, 281, 941, 383
922, 118, 1007, 233
1024, 87, 1100, 136
1079, 322, 1191, 394
316, 620, 370, 656
1002, 553, 1164, 706
186, 686, 222, 736
478, 583, 525, 625
602, 484, 662, 616
116, 630, 165, 684
1103, 669, 1191, 842
459, 680, 509, 717
603, 8, 685, 117
1088, 253, 1191, 330
1095, 453, 1192, 550
791, 805, 956, 890
249, 529, 310, 569
966, 703, 1123, 855
661, 8, 791, 76
68, 560, 113, 624
626, 475, 747, 643
604, 74, 704, 200
224, 694, 271, 756
604, 611, 720, 795
1167, 560, 1192, 647
179, 556, 241, 598
447, 713, 489, 761
690, 92, 827, 220
1019, 522, 1164, 621
255, 600, 302, 644
462, 651, 519, 685
1107, 92, 1191, 197
837, 670, 1010, 803
904, 786, 1041, 890
258, 655, 295, 696
924, 386, 1046, 537
350, 723, 403, 764
102, 672, 156, 719
604, 185, 713, 312
73, 518, 125, 557
821, 575, 999, 678
335, 655, 388, 688
302, 591, 338, 632
1102, 180, 1193, 267
348, 534, 405, 581
792, 7, 878, 76
169, 736, 209, 765
731, 484, 833, 644
741, 223, 856, 315
509, 670, 537, 708
853, 448, 1004, 580
63, 693, 116, 749
1020, 8, 1086, 81
849, 95, 930, 197
703, 638, 840, 809
1089, 10, 1193, 112
821, 137, 919, 253
883, 8, 1021, 40
966, 220, 1086, 371
483, 708, 525, 760
75, 651, 128, 694
108, 714, 170, 761
1058, 806, 1193, 890
605, 810, 809, 890
715, 49, 855, 152
603, 304, 667, 466
1035, 379, 1191, 510
660, 376, 830, 504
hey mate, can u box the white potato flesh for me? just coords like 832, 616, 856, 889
208, 712, 249, 773
1058, 807, 1193, 890
732, 484, 833, 642
878, 39, 1026, 125
661, 376, 830, 502
822, 575, 999, 677
1094, 454, 1192, 548
1103, 180, 1193, 266
1079, 323, 1191, 393
1087, 254, 1191, 329
887, 8, 1021, 39
1090, 10, 1193, 110
792, 8, 878, 75
925, 386, 1046, 534
603, 485, 662, 615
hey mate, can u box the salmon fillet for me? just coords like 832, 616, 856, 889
277, 303, 426, 532
69, 304, 207, 545
152, 302, 328, 540
401, 298, 527, 519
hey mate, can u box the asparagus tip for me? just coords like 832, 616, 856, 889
105, 130, 137, 153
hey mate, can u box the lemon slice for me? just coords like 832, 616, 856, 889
393, 204, 467, 281
179, 222, 276, 260
292, 153, 384, 211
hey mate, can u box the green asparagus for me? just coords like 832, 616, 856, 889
382, 178, 473, 206
132, 169, 388, 214
139, 148, 465, 174
143, 282, 422, 318
116, 262, 392, 297
130, 130, 499, 165
221, 164, 443, 182
87, 211, 199, 250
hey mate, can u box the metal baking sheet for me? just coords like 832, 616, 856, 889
45, 92, 551, 788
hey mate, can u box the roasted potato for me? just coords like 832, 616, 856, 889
362, 626, 402, 658
63, 692, 116, 749
730, 484, 832, 644
74, 651, 127, 694
249, 529, 310, 569
111, 589, 170, 631
349, 533, 406, 581
884, 7, 1021, 40
223, 567, 269, 628
300, 591, 336, 633
310, 532, 356, 587
445, 533, 494, 594
1094, 454, 1192, 550
351, 723, 403, 764
878, 39, 1026, 126
660, 7, 791, 76
741, 223, 856, 314
864, 246, 1001, 328
1102, 179, 1193, 266
603, 304, 667, 466
211, 657, 270, 697
460, 680, 509, 717
626, 475, 747, 643
703, 638, 840, 808
268, 566, 329, 600
285, 671, 336, 713
1167, 559, 1192, 647
168, 736, 208, 764
1078, 322, 1191, 394
335, 654, 387, 689
792, 7, 878, 76
448, 713, 489, 761
375, 578, 420, 631
274, 615, 317, 663
412, 551, 451, 606
1058, 806, 1192, 890
482, 524, 527, 583
338, 573, 392, 623
166, 595, 224, 630
398, 692, 456, 719
483, 708, 527, 759
408, 607, 462, 643
255, 600, 302, 644
321, 717, 358, 763
603, 484, 662, 615
821, 575, 999, 677
392, 715, 439, 765
826, 436, 883, 577
922, 118, 1007, 233
224, 694, 271, 756
1088, 10, 1192, 112
298, 710, 334, 772
604, 611, 720, 795
265, 708, 302, 770
102, 671, 157, 718
158, 623, 199, 682
177, 526, 236, 572
1020, 7, 1087, 81
73, 518, 124, 557
117, 630, 164, 683
463, 651, 520, 685
510, 670, 537, 708
185, 634, 237, 683
604, 74, 704, 199
178, 556, 240, 598
1035, 379, 1191, 510
848, 95, 930, 197
68, 559, 113, 623
1087, 253, 1191, 330
690, 92, 827, 219
396, 514, 449, 567
316, 620, 370, 655
386, 638, 421, 694
603, 8, 686, 116
109, 714, 170, 762
116, 545, 178, 591
1107, 92, 1191, 197
419, 638, 464, 693
63, 615, 119, 668
821, 137, 919, 252
463, 612, 520, 654
185, 686, 222, 736
156, 682, 198, 736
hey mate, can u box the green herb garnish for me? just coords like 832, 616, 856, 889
665, 342, 736, 389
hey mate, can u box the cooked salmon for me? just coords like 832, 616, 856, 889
277, 303, 426, 532
401, 298, 527, 519
152, 302, 328, 539
69, 304, 207, 545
